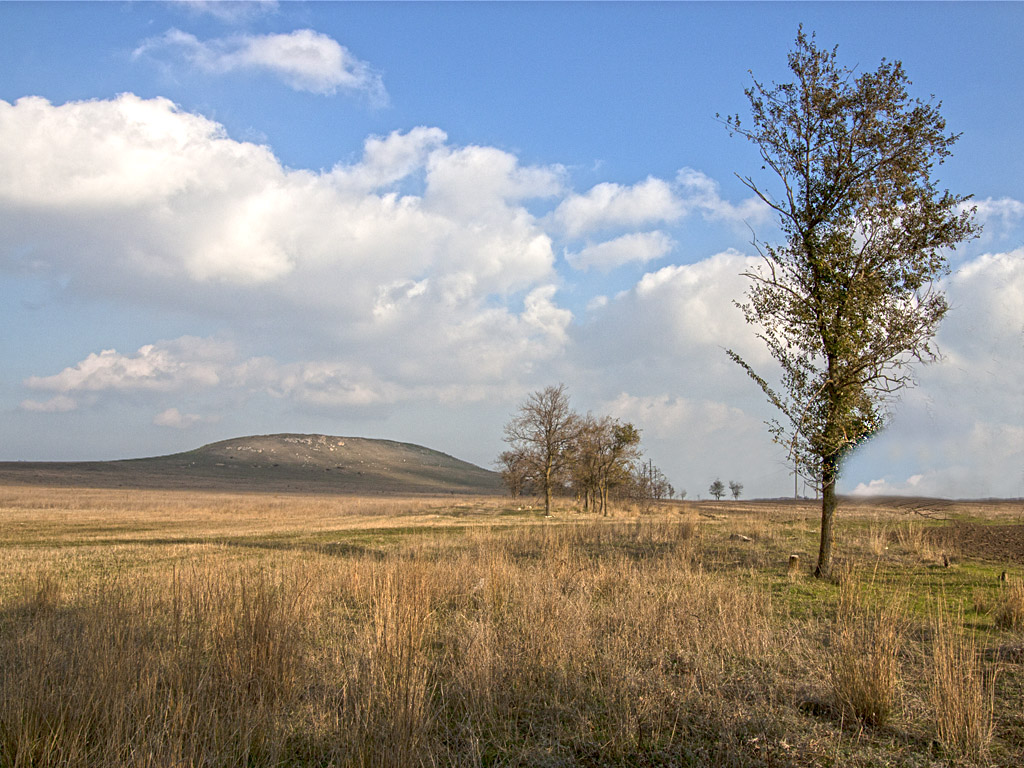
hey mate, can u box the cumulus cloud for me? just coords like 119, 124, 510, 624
674, 167, 769, 224
601, 392, 780, 497
4, 93, 1020, 498
24, 338, 234, 394
838, 248, 1024, 498
134, 28, 386, 100
565, 231, 674, 272
553, 177, 683, 237
552, 170, 767, 238
0, 95, 565, 385
960, 196, 1024, 239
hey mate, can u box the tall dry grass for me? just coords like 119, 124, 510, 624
994, 579, 1024, 631
0, 519, 800, 767
827, 571, 905, 727
928, 602, 996, 761
1, 488, 1020, 766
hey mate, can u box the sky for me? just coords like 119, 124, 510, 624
1, 1, 1022, 499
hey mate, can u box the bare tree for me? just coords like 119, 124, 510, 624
502, 384, 580, 515
729, 480, 744, 500
627, 458, 673, 512
724, 29, 978, 577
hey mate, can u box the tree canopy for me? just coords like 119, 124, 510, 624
724, 29, 978, 577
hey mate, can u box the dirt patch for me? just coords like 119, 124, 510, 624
935, 523, 1024, 567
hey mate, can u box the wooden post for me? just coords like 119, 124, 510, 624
788, 554, 800, 577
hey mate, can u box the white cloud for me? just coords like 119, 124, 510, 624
4, 93, 1021, 499
960, 196, 1024, 238
600, 392, 779, 497
332, 127, 448, 192
134, 28, 386, 100
553, 177, 682, 237
552, 170, 768, 238
0, 95, 564, 376
674, 167, 769, 224
566, 231, 674, 272
24, 338, 233, 394
840, 248, 1024, 498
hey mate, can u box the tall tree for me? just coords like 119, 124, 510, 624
502, 384, 580, 515
724, 29, 978, 577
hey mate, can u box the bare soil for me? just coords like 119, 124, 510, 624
939, 522, 1024, 566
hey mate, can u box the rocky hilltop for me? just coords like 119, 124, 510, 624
0, 434, 501, 495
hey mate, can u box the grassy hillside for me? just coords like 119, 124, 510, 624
0, 433, 501, 495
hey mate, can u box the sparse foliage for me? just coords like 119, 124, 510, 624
709, 479, 726, 501
571, 415, 642, 515
724, 28, 978, 577
627, 458, 674, 511
729, 480, 743, 500
496, 449, 531, 499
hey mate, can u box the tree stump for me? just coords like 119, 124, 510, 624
788, 554, 800, 577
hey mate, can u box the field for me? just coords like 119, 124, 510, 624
1, 486, 1022, 767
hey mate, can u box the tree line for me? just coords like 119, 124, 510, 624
498, 384, 677, 515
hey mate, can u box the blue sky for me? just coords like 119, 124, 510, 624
2, 1, 1022, 499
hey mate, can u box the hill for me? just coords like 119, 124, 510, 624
0, 434, 502, 495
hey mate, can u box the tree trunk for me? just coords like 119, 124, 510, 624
814, 455, 839, 578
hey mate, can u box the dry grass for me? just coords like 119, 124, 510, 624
0, 485, 1022, 767
929, 602, 996, 761
828, 570, 906, 727
994, 579, 1024, 631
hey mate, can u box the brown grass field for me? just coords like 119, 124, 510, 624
1, 484, 1022, 766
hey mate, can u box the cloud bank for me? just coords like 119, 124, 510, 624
2, 94, 1022, 497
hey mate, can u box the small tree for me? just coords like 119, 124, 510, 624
628, 458, 673, 511
724, 29, 977, 577
502, 384, 580, 515
729, 480, 744, 500
709, 479, 726, 501
497, 449, 531, 499
571, 416, 642, 515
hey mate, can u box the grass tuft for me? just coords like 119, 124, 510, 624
929, 601, 995, 761
827, 571, 905, 727
994, 579, 1024, 631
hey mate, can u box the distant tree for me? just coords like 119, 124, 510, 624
502, 384, 580, 515
626, 458, 673, 511
497, 449, 531, 499
729, 480, 744, 500
723, 29, 978, 577
709, 479, 726, 501
571, 415, 642, 515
